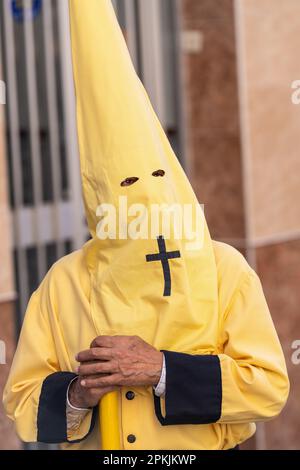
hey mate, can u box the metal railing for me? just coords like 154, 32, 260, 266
1, 0, 87, 322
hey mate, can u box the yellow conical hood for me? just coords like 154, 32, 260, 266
69, 0, 218, 352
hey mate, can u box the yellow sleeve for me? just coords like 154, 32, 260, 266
3, 280, 96, 444
218, 269, 289, 423
154, 270, 289, 426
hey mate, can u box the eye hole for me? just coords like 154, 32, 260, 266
120, 177, 139, 187
152, 170, 165, 177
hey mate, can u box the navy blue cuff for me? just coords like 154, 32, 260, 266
154, 351, 222, 426
37, 372, 97, 444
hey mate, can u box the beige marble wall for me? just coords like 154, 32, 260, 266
235, 0, 300, 449
256, 240, 300, 450
180, 0, 300, 450
0, 302, 20, 450
237, 0, 300, 240
180, 0, 245, 242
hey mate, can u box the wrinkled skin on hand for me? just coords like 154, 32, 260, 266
69, 336, 163, 409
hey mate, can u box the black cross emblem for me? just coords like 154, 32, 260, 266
146, 236, 181, 297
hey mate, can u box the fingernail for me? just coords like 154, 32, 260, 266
75, 354, 79, 361
81, 380, 86, 387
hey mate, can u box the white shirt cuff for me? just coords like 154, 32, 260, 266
154, 354, 166, 397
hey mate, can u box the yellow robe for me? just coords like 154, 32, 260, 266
3, 242, 289, 449
3, 0, 289, 450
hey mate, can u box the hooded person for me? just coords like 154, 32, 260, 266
3, 0, 289, 450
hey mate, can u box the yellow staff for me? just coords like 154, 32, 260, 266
99, 391, 121, 450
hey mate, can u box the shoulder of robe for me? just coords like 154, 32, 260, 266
35, 248, 90, 301
212, 241, 256, 315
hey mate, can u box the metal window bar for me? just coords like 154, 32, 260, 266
57, 0, 87, 251
23, 0, 47, 281
137, 0, 168, 126
42, 0, 64, 259
123, 0, 140, 72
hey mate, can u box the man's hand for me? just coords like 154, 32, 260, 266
68, 376, 117, 409
76, 336, 163, 392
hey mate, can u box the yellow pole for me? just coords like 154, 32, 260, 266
99, 391, 121, 450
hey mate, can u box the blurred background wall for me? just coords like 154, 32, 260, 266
0, 0, 299, 450
0, 20, 19, 449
